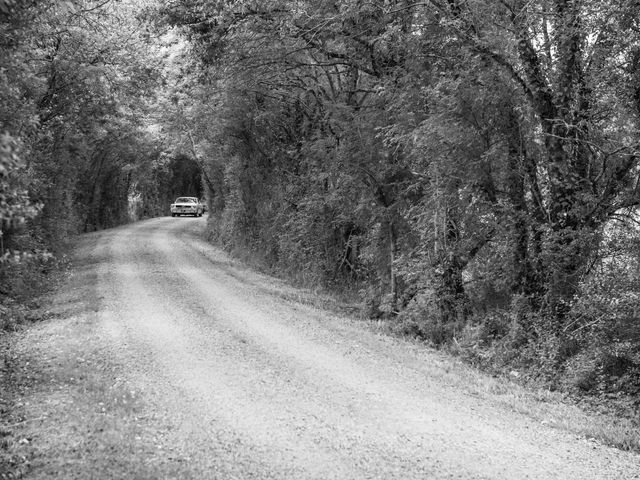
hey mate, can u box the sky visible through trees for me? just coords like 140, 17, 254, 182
2, 0, 640, 403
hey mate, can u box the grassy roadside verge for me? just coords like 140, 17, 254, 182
1, 335, 30, 479
0, 318, 169, 480
1, 248, 70, 478
367, 318, 640, 454
0, 283, 189, 479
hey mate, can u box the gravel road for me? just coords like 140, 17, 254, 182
12, 216, 640, 479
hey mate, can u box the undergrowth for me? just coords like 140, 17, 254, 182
387, 295, 640, 453
0, 250, 68, 333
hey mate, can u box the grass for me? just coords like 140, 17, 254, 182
465, 369, 640, 452
0, 244, 187, 480
367, 318, 640, 454
0, 315, 183, 480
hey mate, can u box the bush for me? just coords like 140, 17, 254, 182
393, 289, 465, 345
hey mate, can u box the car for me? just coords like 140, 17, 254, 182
170, 197, 204, 217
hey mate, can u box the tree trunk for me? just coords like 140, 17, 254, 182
389, 219, 398, 312
436, 252, 469, 325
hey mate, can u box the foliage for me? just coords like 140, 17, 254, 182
0, 0, 185, 321
152, 0, 640, 406
2, 0, 639, 407
0, 134, 41, 243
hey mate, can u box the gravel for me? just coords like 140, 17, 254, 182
10, 216, 640, 479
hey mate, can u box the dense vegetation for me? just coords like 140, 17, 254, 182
0, 0, 199, 313
2, 0, 640, 404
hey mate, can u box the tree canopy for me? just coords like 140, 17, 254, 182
2, 0, 640, 397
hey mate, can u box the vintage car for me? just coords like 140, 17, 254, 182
170, 197, 204, 217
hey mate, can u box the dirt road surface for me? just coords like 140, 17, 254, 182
5, 217, 640, 479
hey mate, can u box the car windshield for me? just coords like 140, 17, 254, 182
175, 197, 196, 203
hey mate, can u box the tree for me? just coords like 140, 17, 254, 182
158, 0, 426, 297
156, 0, 640, 349
421, 0, 640, 318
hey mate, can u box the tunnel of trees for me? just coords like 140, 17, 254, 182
165, 155, 204, 203
2, 0, 640, 401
